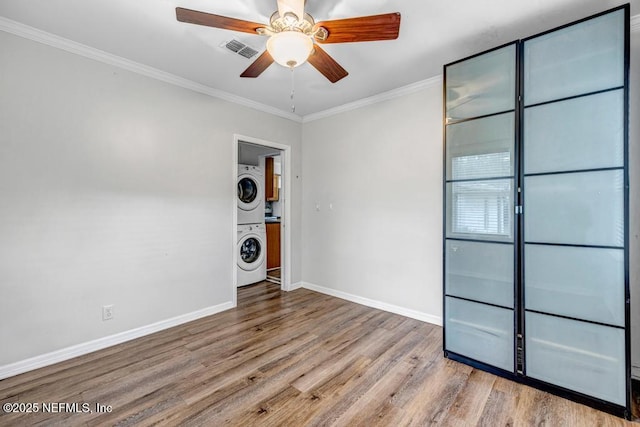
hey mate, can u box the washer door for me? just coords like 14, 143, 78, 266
238, 234, 264, 271
237, 174, 262, 211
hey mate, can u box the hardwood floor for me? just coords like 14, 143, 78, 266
0, 282, 637, 426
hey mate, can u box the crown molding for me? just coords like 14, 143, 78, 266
302, 75, 443, 123
0, 16, 303, 123
302, 12, 640, 123
2, 13, 638, 125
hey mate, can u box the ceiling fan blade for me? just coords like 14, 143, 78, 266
277, 0, 305, 21
240, 50, 275, 78
176, 7, 264, 34
307, 45, 348, 83
315, 12, 401, 43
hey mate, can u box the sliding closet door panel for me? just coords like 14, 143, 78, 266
522, 5, 628, 411
445, 240, 514, 307
446, 180, 514, 242
445, 45, 516, 121
523, 9, 625, 106
445, 297, 514, 371
444, 42, 516, 374
526, 312, 626, 405
524, 90, 624, 174
446, 113, 514, 180
445, 5, 628, 415
524, 170, 624, 246
525, 245, 625, 326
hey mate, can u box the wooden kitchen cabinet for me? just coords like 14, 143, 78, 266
265, 156, 279, 201
266, 222, 280, 269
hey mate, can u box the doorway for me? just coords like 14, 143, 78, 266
233, 135, 291, 306
264, 154, 282, 285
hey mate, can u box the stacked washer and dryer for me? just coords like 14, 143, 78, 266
237, 164, 267, 287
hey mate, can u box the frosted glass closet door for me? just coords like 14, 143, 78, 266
444, 44, 516, 372
522, 8, 626, 405
445, 46, 516, 121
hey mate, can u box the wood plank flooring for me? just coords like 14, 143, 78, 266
0, 282, 637, 426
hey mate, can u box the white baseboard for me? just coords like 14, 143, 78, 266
0, 301, 234, 381
633, 365, 640, 380
288, 281, 304, 291
301, 282, 442, 326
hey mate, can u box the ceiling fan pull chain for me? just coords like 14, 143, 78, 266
290, 66, 296, 113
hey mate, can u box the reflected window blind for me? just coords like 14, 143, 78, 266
451, 152, 511, 180
452, 152, 512, 237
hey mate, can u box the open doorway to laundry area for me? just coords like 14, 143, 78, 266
234, 135, 291, 304
263, 153, 283, 285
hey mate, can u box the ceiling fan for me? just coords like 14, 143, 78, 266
175, 0, 401, 83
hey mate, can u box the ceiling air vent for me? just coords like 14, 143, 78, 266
224, 39, 259, 59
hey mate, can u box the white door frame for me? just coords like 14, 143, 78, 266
232, 134, 292, 307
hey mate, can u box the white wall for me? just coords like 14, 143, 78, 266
0, 31, 302, 368
301, 82, 444, 323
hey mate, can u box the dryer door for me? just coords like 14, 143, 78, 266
238, 234, 265, 271
237, 174, 262, 211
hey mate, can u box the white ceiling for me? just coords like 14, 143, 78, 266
0, 0, 637, 119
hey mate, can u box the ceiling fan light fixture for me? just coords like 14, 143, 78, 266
176, 5, 401, 83
266, 31, 313, 68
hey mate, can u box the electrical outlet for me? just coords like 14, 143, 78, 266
102, 305, 114, 321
